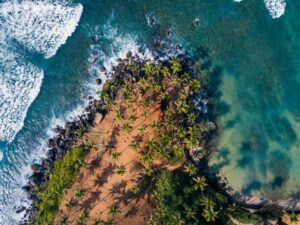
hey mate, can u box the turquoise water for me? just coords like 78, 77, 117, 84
0, 0, 299, 223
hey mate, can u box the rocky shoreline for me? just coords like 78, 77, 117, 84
220, 177, 300, 213
18, 39, 183, 223
18, 36, 295, 224
19, 95, 107, 224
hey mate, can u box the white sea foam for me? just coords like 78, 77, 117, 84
264, 0, 286, 19
0, 1, 83, 57
234, 0, 286, 18
0, 56, 43, 143
0, 1, 83, 142
88, 21, 152, 84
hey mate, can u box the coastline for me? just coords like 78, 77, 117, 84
19, 39, 300, 224
19, 41, 155, 223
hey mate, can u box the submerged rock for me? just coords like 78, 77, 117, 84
28, 172, 45, 187
16, 206, 26, 214
96, 78, 102, 85
126, 51, 132, 58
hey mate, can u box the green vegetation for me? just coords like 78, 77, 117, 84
31, 145, 91, 225
30, 54, 287, 225
151, 170, 234, 225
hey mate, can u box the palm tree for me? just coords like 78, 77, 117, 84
147, 216, 157, 225
184, 136, 198, 150
128, 113, 137, 122
124, 81, 133, 92
142, 63, 155, 75
159, 92, 167, 100
179, 90, 189, 100
75, 189, 85, 198
155, 146, 170, 160
128, 62, 139, 75
59, 218, 68, 225
130, 185, 140, 195
176, 126, 186, 139
184, 207, 197, 220
77, 211, 88, 225
172, 143, 185, 157
171, 212, 186, 225
138, 125, 146, 135
175, 100, 190, 114
192, 176, 207, 191
189, 79, 201, 93
288, 212, 299, 223
145, 139, 157, 151
92, 218, 100, 225
65, 198, 75, 210
111, 151, 121, 160
164, 106, 175, 117
202, 206, 219, 222
115, 165, 126, 176
115, 111, 124, 121
129, 140, 140, 151
75, 128, 87, 137
184, 163, 197, 176
159, 134, 171, 146
138, 77, 149, 91
145, 98, 154, 107
108, 204, 120, 216
161, 66, 170, 78
150, 121, 159, 130
181, 72, 190, 83
155, 206, 166, 219
141, 152, 153, 165
143, 110, 150, 117
120, 123, 132, 133
144, 166, 154, 176
151, 81, 162, 93
187, 112, 197, 124
170, 57, 182, 74
122, 90, 132, 101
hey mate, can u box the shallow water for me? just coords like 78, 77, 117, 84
0, 0, 299, 223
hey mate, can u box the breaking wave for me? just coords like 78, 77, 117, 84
233, 0, 286, 19
0, 1, 83, 143
264, 0, 286, 19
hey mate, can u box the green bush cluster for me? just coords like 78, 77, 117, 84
31, 145, 91, 225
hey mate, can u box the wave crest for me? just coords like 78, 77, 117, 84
0, 1, 83, 142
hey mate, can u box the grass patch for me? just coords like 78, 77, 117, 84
31, 145, 91, 225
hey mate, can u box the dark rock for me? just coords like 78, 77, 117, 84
126, 51, 132, 58
53, 125, 61, 133
31, 163, 43, 173
41, 158, 53, 171
28, 172, 45, 187
22, 185, 31, 192
100, 66, 106, 72
46, 148, 57, 161
96, 78, 102, 85
47, 139, 55, 148
88, 96, 93, 100
16, 206, 26, 214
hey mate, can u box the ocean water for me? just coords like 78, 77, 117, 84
0, 0, 299, 223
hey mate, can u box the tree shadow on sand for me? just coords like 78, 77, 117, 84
94, 163, 116, 187
109, 180, 127, 196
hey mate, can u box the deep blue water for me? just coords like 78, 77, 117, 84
0, 0, 299, 223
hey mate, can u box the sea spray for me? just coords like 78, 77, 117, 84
233, 0, 286, 18
0, 1, 83, 143
15, 21, 152, 224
